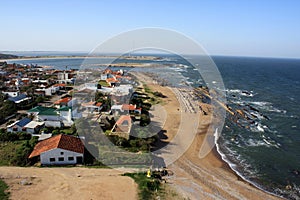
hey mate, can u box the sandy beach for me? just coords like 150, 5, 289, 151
135, 72, 282, 199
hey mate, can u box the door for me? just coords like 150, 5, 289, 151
76, 156, 83, 164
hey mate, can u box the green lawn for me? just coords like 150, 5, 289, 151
99, 80, 110, 87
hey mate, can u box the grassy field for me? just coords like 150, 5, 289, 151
0, 179, 9, 200
0, 141, 23, 166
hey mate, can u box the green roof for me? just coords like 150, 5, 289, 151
28, 106, 58, 116
39, 109, 58, 116
56, 106, 72, 111
28, 106, 49, 113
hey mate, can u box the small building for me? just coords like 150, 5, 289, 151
27, 106, 62, 127
7, 118, 31, 133
81, 101, 103, 113
8, 93, 31, 104
24, 121, 45, 134
54, 97, 72, 108
111, 115, 132, 139
29, 134, 84, 165
111, 104, 141, 116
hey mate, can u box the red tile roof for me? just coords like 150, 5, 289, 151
122, 104, 136, 111
116, 115, 132, 126
114, 115, 132, 133
29, 134, 84, 158
81, 101, 102, 107
54, 97, 72, 105
106, 77, 118, 83
95, 102, 102, 107
53, 83, 66, 87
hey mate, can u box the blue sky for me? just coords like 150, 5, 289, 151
1, 0, 300, 58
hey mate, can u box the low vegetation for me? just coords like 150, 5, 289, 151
0, 130, 38, 166
0, 179, 9, 200
123, 172, 161, 200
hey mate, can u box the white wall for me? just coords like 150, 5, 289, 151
40, 148, 83, 165
44, 121, 62, 128
26, 128, 35, 134
60, 110, 72, 122
39, 115, 60, 121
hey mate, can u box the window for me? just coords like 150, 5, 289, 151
60, 152, 64, 155
50, 158, 55, 162
58, 157, 64, 161
68, 157, 74, 161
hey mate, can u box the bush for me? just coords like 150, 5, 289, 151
153, 91, 167, 98
123, 172, 161, 200
0, 179, 9, 200
10, 137, 38, 166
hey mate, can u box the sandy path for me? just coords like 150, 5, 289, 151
136, 72, 281, 200
0, 167, 137, 200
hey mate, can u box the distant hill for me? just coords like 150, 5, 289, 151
0, 53, 19, 59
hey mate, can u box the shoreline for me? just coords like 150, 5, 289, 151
214, 139, 285, 199
135, 72, 282, 199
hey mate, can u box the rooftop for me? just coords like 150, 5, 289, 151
7, 118, 31, 128
54, 97, 72, 105
8, 94, 29, 103
56, 106, 72, 111
29, 134, 84, 158
122, 104, 136, 111
24, 121, 45, 129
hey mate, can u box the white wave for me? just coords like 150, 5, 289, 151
246, 138, 268, 147
250, 123, 265, 132
227, 89, 242, 93
215, 130, 284, 199
249, 101, 271, 106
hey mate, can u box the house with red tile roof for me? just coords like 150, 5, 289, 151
29, 134, 84, 165
106, 77, 119, 87
81, 101, 103, 113
53, 97, 73, 108
111, 115, 132, 139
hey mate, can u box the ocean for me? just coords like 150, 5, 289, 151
7, 53, 300, 199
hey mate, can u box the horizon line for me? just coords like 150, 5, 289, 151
1, 50, 300, 60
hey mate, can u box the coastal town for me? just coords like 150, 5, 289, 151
0, 59, 169, 166
0, 54, 287, 200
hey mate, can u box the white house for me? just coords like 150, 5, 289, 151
29, 134, 84, 165
24, 121, 45, 134
7, 118, 31, 133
